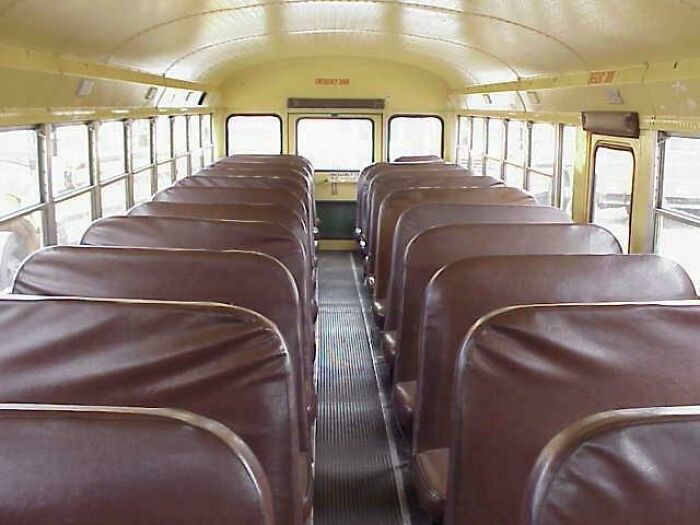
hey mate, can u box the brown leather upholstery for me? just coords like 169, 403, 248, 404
523, 405, 700, 525
392, 224, 621, 427
152, 186, 309, 227
0, 404, 274, 524
394, 155, 443, 162
201, 166, 312, 186
383, 204, 572, 334
12, 245, 313, 452
81, 216, 315, 370
371, 186, 535, 297
217, 153, 312, 174
0, 296, 302, 525
358, 164, 470, 242
128, 201, 313, 262
447, 301, 700, 525
366, 173, 500, 258
356, 163, 466, 239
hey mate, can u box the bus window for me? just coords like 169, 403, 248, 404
591, 145, 634, 252
456, 116, 471, 167
101, 178, 128, 217
173, 116, 187, 155
505, 120, 526, 188
51, 124, 90, 198
528, 122, 556, 205
471, 117, 486, 174
654, 136, 700, 286
388, 115, 442, 161
0, 211, 43, 292
485, 118, 504, 179
97, 121, 126, 181
55, 191, 92, 245
227, 115, 282, 155
0, 129, 40, 217
131, 119, 152, 171
297, 117, 373, 171
560, 126, 577, 215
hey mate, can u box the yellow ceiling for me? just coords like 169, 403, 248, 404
1, 0, 700, 88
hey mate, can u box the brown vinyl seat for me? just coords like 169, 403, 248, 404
447, 301, 700, 525
12, 245, 314, 454
127, 201, 314, 267
522, 405, 700, 525
356, 163, 466, 242
370, 186, 535, 323
360, 166, 470, 251
152, 186, 310, 229
199, 166, 312, 190
0, 404, 274, 525
391, 223, 620, 431
382, 204, 572, 343
0, 296, 302, 525
365, 172, 499, 259
394, 155, 443, 162
415, 255, 697, 521
81, 216, 316, 369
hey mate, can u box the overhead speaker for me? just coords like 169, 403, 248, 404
581, 111, 639, 138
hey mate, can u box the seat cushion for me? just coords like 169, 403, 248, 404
413, 448, 448, 520
381, 330, 398, 365
392, 380, 416, 430
373, 299, 386, 327
300, 452, 313, 520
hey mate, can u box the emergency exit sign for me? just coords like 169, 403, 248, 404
315, 78, 350, 86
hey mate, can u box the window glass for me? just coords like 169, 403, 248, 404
529, 172, 554, 206
472, 118, 485, 153
530, 123, 556, 174
659, 137, 700, 220
202, 115, 212, 146
0, 129, 40, 217
55, 192, 92, 245
131, 119, 152, 171
191, 151, 203, 173
655, 215, 700, 288
388, 116, 443, 161
155, 116, 172, 162
98, 121, 126, 180
132, 169, 153, 204
505, 164, 525, 188
297, 118, 373, 171
204, 147, 214, 166
157, 162, 173, 190
173, 116, 187, 154
188, 115, 201, 150
561, 126, 577, 215
175, 156, 189, 180
507, 120, 527, 164
592, 146, 634, 252
51, 124, 90, 197
227, 115, 282, 155
0, 211, 43, 291
487, 119, 504, 158
101, 179, 127, 217
486, 159, 502, 179
457, 117, 471, 166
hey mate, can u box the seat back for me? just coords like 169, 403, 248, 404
416, 254, 696, 457
394, 155, 443, 162
385, 204, 571, 330
523, 405, 700, 525
177, 174, 307, 199
447, 301, 700, 525
12, 245, 310, 450
128, 201, 310, 254
394, 224, 621, 388
371, 186, 533, 280
0, 404, 273, 525
366, 172, 498, 256
81, 216, 314, 370
152, 187, 308, 226
0, 296, 301, 525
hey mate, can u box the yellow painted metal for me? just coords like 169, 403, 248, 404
0, 42, 208, 90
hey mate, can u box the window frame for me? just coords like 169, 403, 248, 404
590, 141, 636, 252
295, 115, 375, 172
387, 113, 444, 162
226, 113, 283, 156
484, 117, 506, 180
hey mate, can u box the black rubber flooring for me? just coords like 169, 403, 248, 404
313, 251, 430, 525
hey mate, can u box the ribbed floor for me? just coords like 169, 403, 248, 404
313, 252, 408, 524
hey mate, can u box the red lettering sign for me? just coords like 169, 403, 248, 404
315, 78, 350, 86
588, 70, 615, 84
